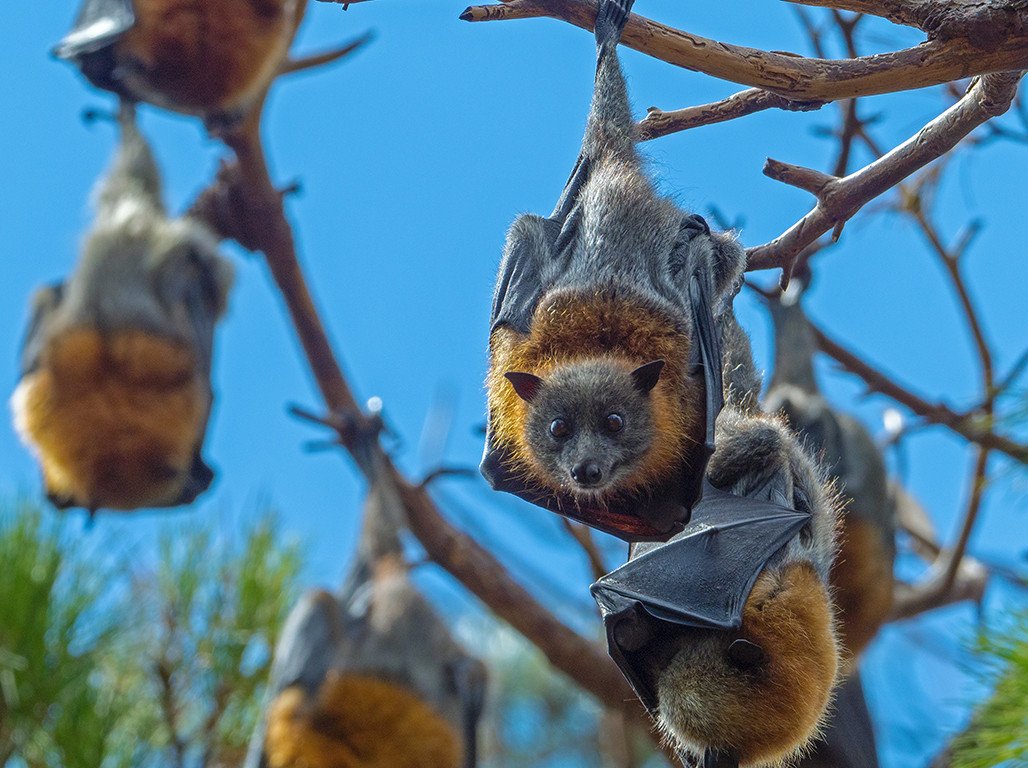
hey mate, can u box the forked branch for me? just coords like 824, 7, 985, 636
746, 72, 1023, 276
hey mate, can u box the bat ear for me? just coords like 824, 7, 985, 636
631, 360, 665, 394
505, 371, 544, 403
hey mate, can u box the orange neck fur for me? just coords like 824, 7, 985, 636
488, 289, 702, 497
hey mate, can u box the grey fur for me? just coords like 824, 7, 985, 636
20, 106, 233, 379
519, 359, 660, 496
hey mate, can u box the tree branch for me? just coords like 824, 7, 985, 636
746, 71, 1023, 273
460, 0, 1028, 101
785, 0, 1028, 46
807, 322, 1028, 464
279, 31, 375, 76
638, 88, 827, 141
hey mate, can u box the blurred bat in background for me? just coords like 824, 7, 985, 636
763, 286, 897, 670
11, 105, 233, 514
53, 0, 307, 128
245, 476, 487, 768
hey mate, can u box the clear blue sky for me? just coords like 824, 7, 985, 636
1, 2, 1024, 766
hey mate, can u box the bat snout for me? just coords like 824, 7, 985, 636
571, 460, 603, 487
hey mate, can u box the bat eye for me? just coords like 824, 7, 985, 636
549, 418, 570, 440
605, 413, 624, 433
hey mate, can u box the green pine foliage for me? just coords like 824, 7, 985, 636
949, 613, 1028, 768
0, 503, 302, 768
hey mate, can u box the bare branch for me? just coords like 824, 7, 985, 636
747, 72, 1023, 273
786, 0, 1028, 45
763, 158, 837, 195
807, 322, 1028, 464
460, 1, 1028, 101
560, 519, 609, 583
783, 0, 926, 30
638, 88, 826, 141
280, 31, 375, 76
890, 557, 989, 620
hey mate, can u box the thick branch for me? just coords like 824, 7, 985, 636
808, 323, 1028, 465
747, 71, 1023, 271
638, 88, 827, 141
786, 0, 1028, 46
890, 557, 989, 620
460, 1, 1028, 101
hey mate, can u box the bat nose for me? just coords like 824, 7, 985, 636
571, 461, 603, 486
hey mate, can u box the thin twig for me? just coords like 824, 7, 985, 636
638, 89, 826, 141
747, 72, 1023, 274
560, 519, 609, 583
280, 31, 375, 76
808, 322, 1028, 464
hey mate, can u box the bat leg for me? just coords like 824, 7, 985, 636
594, 0, 636, 48
204, 108, 249, 139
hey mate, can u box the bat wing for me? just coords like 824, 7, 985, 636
244, 589, 343, 768
19, 282, 64, 379
590, 482, 810, 709
266, 589, 343, 698
447, 655, 488, 768
800, 671, 879, 768
53, 0, 135, 60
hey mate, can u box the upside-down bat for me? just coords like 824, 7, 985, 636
592, 405, 841, 768
763, 288, 896, 669
481, 0, 748, 541
54, 0, 306, 127
10, 105, 233, 513
245, 478, 487, 768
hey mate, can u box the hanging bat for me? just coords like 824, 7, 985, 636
763, 288, 896, 668
53, 0, 306, 128
592, 407, 841, 768
480, 0, 748, 541
10, 105, 233, 513
245, 478, 487, 768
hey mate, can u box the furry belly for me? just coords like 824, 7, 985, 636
265, 674, 463, 768
12, 328, 206, 509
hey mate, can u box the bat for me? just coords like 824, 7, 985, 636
592, 405, 842, 767
10, 105, 233, 513
763, 287, 897, 668
480, 0, 747, 542
53, 0, 306, 128
245, 479, 487, 768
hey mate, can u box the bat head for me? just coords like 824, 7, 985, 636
506, 359, 664, 501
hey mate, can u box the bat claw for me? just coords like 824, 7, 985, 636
418, 466, 477, 489
726, 638, 766, 669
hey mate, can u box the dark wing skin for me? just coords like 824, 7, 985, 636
799, 671, 880, 768
243, 589, 342, 768
53, 0, 135, 95
590, 482, 810, 711
18, 282, 64, 379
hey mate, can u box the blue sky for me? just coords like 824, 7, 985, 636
1, 2, 1025, 766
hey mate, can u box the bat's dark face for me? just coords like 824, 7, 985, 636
506, 359, 663, 500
